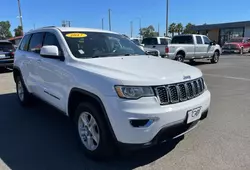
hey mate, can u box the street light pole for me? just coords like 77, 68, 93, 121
17, 0, 24, 35
108, 9, 111, 31
166, 0, 169, 37
158, 23, 160, 36
130, 21, 133, 38
102, 18, 104, 29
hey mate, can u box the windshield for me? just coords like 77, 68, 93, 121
228, 38, 243, 43
0, 43, 14, 52
62, 32, 145, 58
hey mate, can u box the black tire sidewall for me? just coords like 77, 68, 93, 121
16, 76, 30, 105
74, 102, 114, 160
211, 51, 219, 63
176, 54, 184, 62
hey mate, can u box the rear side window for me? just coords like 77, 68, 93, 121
28, 32, 45, 53
19, 34, 31, 51
196, 36, 203, 44
171, 36, 194, 44
142, 38, 158, 45
160, 38, 168, 45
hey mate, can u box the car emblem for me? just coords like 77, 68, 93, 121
183, 75, 191, 80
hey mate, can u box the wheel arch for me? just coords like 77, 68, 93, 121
67, 87, 117, 141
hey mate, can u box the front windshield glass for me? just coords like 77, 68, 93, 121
228, 38, 243, 42
62, 32, 145, 58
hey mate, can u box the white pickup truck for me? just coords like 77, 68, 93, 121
166, 34, 221, 64
142, 37, 171, 57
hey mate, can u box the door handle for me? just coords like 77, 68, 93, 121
153, 46, 156, 48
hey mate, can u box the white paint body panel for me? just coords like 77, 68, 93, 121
14, 27, 211, 144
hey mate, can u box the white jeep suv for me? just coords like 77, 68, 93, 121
13, 26, 211, 159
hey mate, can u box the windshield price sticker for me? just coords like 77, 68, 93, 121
66, 33, 87, 38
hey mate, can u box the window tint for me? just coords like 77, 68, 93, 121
43, 32, 63, 55
142, 38, 158, 45
203, 36, 211, 44
196, 36, 203, 44
160, 38, 168, 45
19, 34, 31, 51
0, 42, 14, 52
28, 32, 45, 53
171, 36, 193, 44
43, 32, 60, 47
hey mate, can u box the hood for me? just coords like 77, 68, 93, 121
224, 42, 243, 46
72, 55, 202, 86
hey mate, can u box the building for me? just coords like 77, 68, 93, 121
191, 21, 250, 46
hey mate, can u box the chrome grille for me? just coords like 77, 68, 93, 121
155, 78, 205, 105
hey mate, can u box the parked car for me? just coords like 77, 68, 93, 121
13, 26, 211, 160
166, 34, 221, 64
142, 37, 171, 57
130, 38, 160, 57
0, 40, 15, 68
222, 37, 250, 54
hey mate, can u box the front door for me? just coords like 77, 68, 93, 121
195, 35, 207, 58
35, 32, 69, 112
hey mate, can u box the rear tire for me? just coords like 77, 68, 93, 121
211, 51, 220, 64
16, 76, 32, 106
175, 53, 185, 62
74, 102, 115, 160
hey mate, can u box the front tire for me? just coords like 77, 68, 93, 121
211, 51, 220, 64
74, 102, 115, 160
16, 76, 31, 106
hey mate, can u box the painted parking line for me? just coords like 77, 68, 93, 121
0, 158, 11, 170
203, 73, 250, 82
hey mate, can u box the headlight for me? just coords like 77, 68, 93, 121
202, 78, 208, 90
114, 86, 154, 99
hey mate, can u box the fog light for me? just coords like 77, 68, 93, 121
129, 119, 155, 128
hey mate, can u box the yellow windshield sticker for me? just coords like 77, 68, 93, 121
66, 33, 87, 38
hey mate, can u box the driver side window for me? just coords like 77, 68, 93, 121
203, 36, 211, 45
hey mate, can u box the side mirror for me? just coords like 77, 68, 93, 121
40, 45, 64, 61
209, 41, 216, 46
141, 44, 145, 47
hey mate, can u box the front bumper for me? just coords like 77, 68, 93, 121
104, 90, 211, 145
0, 59, 14, 67
222, 49, 240, 53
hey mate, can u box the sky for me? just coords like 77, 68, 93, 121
2, 0, 250, 37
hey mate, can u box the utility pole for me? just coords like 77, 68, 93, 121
17, 0, 24, 35
102, 18, 104, 29
158, 23, 160, 36
139, 18, 142, 39
108, 9, 111, 31
130, 21, 133, 38
166, 0, 169, 37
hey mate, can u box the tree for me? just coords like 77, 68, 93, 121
168, 23, 176, 37
183, 23, 196, 34
14, 26, 23, 37
0, 21, 12, 40
176, 23, 183, 35
139, 25, 158, 38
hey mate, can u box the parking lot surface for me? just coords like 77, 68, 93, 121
1, 55, 250, 170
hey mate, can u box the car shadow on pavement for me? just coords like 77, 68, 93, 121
0, 68, 12, 74
0, 93, 183, 170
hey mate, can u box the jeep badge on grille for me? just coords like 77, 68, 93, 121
183, 75, 191, 80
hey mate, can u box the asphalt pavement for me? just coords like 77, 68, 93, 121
1, 54, 250, 170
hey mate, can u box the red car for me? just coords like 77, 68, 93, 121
222, 37, 250, 54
